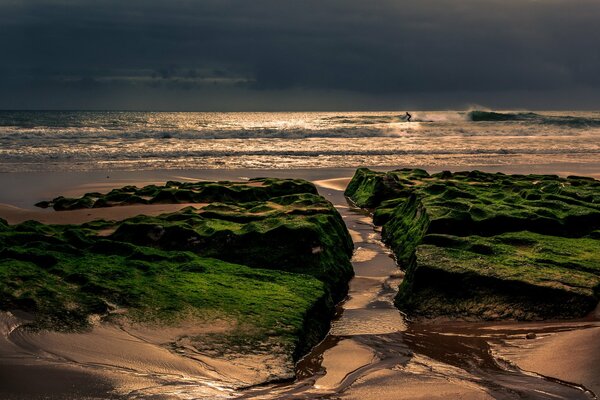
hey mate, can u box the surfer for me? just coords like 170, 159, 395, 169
405, 112, 412, 122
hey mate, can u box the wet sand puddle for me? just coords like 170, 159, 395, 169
1, 184, 598, 399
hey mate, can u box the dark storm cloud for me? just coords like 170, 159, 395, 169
1, 0, 599, 109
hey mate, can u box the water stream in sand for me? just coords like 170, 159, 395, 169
233, 185, 597, 399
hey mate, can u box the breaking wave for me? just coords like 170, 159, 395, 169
468, 110, 600, 127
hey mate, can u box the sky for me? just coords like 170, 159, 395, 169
1, 0, 599, 111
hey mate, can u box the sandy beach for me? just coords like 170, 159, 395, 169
4, 0, 600, 394
1, 162, 599, 399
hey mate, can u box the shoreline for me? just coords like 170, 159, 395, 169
1, 163, 599, 399
2, 161, 600, 210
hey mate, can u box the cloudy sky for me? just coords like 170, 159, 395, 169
1, 0, 599, 110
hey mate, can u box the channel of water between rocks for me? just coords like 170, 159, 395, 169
234, 184, 598, 400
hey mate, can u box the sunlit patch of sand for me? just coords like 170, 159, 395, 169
314, 339, 377, 390
342, 368, 493, 400
353, 258, 400, 278
358, 216, 372, 225
313, 177, 352, 191
348, 229, 363, 243
241, 181, 266, 187
344, 277, 384, 309
352, 247, 378, 263
169, 176, 210, 182
330, 309, 406, 336
367, 232, 388, 246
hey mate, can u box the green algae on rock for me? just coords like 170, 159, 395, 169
345, 167, 600, 320
35, 178, 318, 210
1, 179, 354, 364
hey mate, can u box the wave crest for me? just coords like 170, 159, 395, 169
468, 110, 600, 127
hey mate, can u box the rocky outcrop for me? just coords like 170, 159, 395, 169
2, 179, 354, 363
35, 178, 318, 210
346, 168, 600, 320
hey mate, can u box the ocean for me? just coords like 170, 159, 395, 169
1, 110, 599, 173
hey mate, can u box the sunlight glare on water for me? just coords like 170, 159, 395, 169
1, 110, 599, 172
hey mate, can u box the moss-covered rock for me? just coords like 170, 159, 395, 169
2, 179, 353, 362
345, 168, 600, 320
38, 178, 319, 210
106, 195, 353, 301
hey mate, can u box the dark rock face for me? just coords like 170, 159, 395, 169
345, 168, 600, 320
2, 179, 354, 361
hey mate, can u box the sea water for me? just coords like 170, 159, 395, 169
1, 110, 599, 172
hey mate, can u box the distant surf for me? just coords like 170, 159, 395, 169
0, 110, 599, 172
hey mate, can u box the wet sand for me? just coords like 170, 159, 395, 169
0, 311, 294, 399
341, 370, 494, 400
492, 324, 600, 395
1, 162, 599, 399
0, 363, 119, 400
